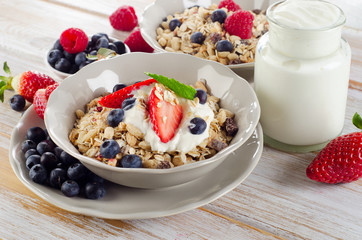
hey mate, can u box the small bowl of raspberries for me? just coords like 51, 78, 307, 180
46, 28, 130, 79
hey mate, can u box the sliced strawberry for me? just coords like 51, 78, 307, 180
99, 78, 156, 108
45, 83, 59, 99
33, 89, 47, 119
148, 84, 183, 143
18, 71, 56, 102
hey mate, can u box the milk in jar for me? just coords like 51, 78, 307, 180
254, 0, 351, 152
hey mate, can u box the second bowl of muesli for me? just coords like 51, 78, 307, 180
45, 52, 260, 189
140, 0, 270, 76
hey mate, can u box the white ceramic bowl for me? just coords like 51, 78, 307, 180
45, 36, 130, 79
44, 52, 260, 189
140, 0, 276, 79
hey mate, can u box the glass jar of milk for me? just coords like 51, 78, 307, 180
254, 0, 351, 152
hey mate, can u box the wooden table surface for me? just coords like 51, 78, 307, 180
1, 0, 361, 239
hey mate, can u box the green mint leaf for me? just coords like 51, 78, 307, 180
3, 62, 11, 75
352, 112, 362, 130
145, 72, 196, 100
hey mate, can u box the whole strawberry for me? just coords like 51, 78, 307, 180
13, 71, 57, 103
0, 62, 56, 103
306, 113, 362, 184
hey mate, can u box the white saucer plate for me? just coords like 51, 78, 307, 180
9, 106, 263, 219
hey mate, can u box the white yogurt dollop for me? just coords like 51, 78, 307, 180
123, 84, 214, 153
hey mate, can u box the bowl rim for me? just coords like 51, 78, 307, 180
45, 35, 130, 78
45, 52, 260, 175
139, 0, 255, 69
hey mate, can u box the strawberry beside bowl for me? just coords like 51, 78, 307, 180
140, 0, 274, 79
44, 52, 260, 189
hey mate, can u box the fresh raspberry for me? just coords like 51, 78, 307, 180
124, 28, 154, 53
218, 0, 241, 12
224, 10, 254, 39
109, 5, 138, 31
306, 113, 362, 184
60, 28, 88, 54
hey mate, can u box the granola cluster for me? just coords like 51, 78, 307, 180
156, 4, 268, 65
69, 79, 238, 169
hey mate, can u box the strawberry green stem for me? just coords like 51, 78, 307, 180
0, 62, 14, 102
352, 112, 362, 130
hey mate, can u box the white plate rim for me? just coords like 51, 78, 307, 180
9, 106, 263, 219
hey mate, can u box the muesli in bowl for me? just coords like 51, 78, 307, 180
141, 0, 269, 66
45, 52, 260, 188
69, 73, 239, 169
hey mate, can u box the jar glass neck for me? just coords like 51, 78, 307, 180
266, 0, 346, 59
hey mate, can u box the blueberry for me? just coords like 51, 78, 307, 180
40, 152, 59, 171
107, 109, 124, 127
190, 32, 205, 44
195, 89, 207, 104
36, 140, 54, 155
54, 146, 64, 159
49, 168, 67, 189
55, 58, 71, 73
47, 49, 63, 66
169, 19, 181, 31
53, 39, 63, 51
84, 182, 106, 199
86, 171, 104, 184
113, 41, 126, 54
68, 64, 79, 74
89, 50, 98, 56
9, 94, 26, 112
100, 140, 120, 159
59, 151, 78, 166
121, 98, 136, 111
26, 127, 47, 144
113, 83, 127, 93
26, 155, 41, 170
29, 164, 47, 184
97, 33, 109, 41
24, 149, 39, 159
79, 60, 91, 69
108, 43, 118, 52
75, 52, 87, 66
63, 51, 75, 63
21, 139, 37, 153
61, 180, 80, 197
188, 117, 207, 135
95, 36, 109, 50
67, 162, 88, 181
211, 9, 227, 23
216, 40, 234, 52
91, 33, 104, 45
118, 154, 142, 168
86, 40, 93, 52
